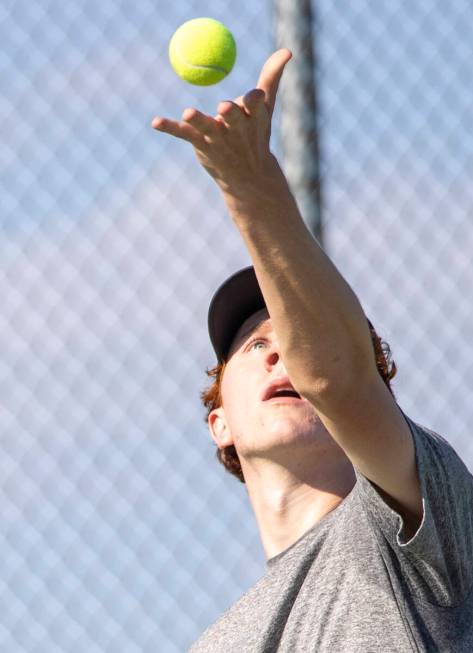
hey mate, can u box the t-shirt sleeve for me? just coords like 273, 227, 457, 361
354, 409, 473, 607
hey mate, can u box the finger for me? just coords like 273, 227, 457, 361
151, 116, 207, 147
182, 107, 223, 137
241, 88, 270, 150
215, 100, 247, 126
241, 88, 266, 115
228, 95, 251, 119
255, 49, 292, 119
216, 90, 263, 118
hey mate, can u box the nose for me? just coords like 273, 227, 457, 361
263, 342, 287, 373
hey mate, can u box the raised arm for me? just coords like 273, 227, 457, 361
151, 48, 423, 540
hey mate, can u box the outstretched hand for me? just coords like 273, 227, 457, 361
151, 49, 293, 194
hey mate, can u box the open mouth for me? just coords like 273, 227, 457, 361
261, 380, 304, 403
266, 392, 304, 404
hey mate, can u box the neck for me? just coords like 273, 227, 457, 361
243, 454, 356, 560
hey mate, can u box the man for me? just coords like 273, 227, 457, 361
152, 50, 473, 652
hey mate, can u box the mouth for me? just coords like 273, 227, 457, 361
265, 396, 305, 404
261, 377, 304, 403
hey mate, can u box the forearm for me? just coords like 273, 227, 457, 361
221, 156, 376, 400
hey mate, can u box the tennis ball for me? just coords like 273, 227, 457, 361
168, 18, 237, 86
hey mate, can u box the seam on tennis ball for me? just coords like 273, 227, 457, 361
173, 44, 231, 74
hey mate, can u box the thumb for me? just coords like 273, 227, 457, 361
256, 49, 293, 119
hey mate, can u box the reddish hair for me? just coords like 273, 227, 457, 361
200, 319, 397, 484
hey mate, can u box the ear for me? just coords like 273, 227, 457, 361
208, 407, 234, 449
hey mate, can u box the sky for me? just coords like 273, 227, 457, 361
1, 1, 473, 651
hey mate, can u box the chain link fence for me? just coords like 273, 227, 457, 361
1, 1, 472, 651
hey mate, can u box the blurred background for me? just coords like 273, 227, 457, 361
1, 1, 473, 651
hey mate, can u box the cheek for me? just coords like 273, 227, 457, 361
221, 370, 255, 417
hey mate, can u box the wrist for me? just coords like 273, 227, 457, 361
219, 154, 291, 206
220, 161, 303, 234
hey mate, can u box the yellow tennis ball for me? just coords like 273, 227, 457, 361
168, 18, 237, 86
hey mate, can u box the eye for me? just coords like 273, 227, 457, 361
247, 337, 267, 351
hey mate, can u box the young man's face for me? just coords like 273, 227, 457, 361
208, 307, 333, 463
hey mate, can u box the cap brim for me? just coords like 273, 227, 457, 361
208, 266, 267, 363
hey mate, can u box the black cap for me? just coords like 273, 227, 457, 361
208, 265, 376, 365
208, 266, 266, 364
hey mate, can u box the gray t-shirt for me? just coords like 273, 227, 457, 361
189, 411, 473, 652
